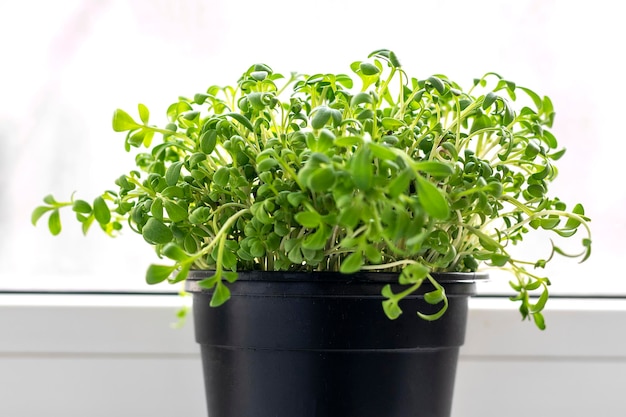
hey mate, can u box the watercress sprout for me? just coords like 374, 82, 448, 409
33, 49, 591, 329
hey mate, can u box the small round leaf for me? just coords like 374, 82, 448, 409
340, 251, 363, 274
93, 196, 111, 225
146, 264, 177, 285
48, 210, 62, 235
142, 218, 173, 244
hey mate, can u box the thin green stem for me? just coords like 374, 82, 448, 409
191, 208, 251, 262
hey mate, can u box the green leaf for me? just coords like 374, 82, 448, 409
478, 236, 500, 252
340, 251, 362, 273
527, 184, 545, 198
43, 194, 57, 205
162, 243, 189, 262
470, 114, 492, 134
141, 129, 155, 147
311, 106, 331, 129
388, 170, 412, 198
226, 113, 254, 132
543, 96, 554, 115
164, 201, 188, 223
316, 129, 335, 151
189, 206, 211, 224
350, 92, 373, 107
222, 245, 239, 269
182, 111, 200, 121
198, 275, 220, 290
502, 101, 515, 125
81, 215, 95, 235
369, 142, 397, 161
286, 192, 306, 207
553, 228, 577, 238
364, 245, 382, 263
138, 103, 150, 124
307, 166, 336, 192
165, 161, 183, 187
72, 200, 92, 214
490, 253, 510, 267
416, 176, 449, 219
200, 130, 218, 154
31, 206, 52, 226
350, 147, 373, 190
161, 186, 184, 199
294, 211, 321, 228
388, 51, 401, 68
359, 62, 380, 76
399, 263, 429, 284
424, 288, 446, 305
248, 93, 268, 111
127, 129, 145, 147
188, 153, 206, 168
564, 203, 585, 229
329, 108, 342, 127
525, 280, 543, 291
198, 275, 218, 289
549, 148, 566, 160
249, 239, 266, 257
533, 312, 546, 330
183, 234, 198, 253
151, 198, 164, 219
213, 167, 230, 187
166, 101, 191, 122
254, 204, 272, 224
529, 287, 550, 314
381, 117, 405, 130
257, 158, 279, 172
541, 218, 560, 230
482, 92, 498, 109
146, 264, 177, 285
335, 136, 363, 147
519, 87, 543, 110
288, 245, 304, 264
48, 209, 62, 235
337, 205, 362, 229
210, 282, 232, 307
382, 298, 402, 319
169, 263, 191, 284
93, 196, 111, 225
142, 218, 173, 244
427, 76, 445, 94
302, 225, 329, 250
112, 109, 141, 132
223, 271, 239, 283
194, 93, 209, 104
542, 130, 558, 149
335, 74, 354, 88
484, 182, 503, 197
381, 284, 394, 299
414, 161, 453, 177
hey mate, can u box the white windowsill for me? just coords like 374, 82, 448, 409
1, 295, 624, 357
2, 294, 625, 417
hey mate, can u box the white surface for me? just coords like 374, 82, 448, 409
1, 358, 205, 417
1, 295, 624, 416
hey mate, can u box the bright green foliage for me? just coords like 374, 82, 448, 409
32, 49, 592, 329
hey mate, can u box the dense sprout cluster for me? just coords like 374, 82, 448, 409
34, 50, 591, 328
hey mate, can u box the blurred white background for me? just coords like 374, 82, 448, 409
0, 0, 623, 293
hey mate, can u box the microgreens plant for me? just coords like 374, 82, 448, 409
33, 49, 591, 329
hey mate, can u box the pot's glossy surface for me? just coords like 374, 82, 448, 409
186, 271, 485, 417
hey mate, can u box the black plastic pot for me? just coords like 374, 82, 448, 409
185, 270, 486, 417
